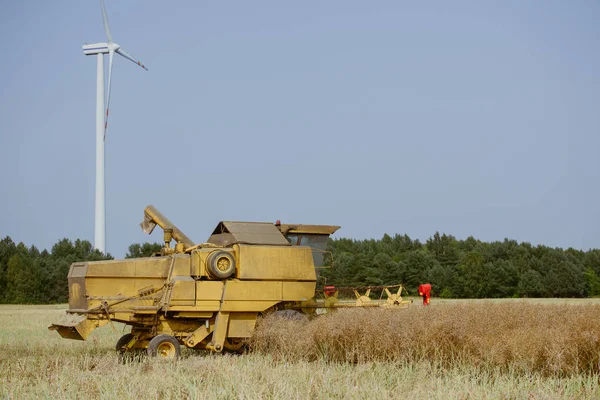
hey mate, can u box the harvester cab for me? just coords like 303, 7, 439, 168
277, 222, 339, 267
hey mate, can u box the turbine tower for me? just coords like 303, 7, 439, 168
82, 0, 148, 253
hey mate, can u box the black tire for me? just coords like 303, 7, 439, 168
116, 333, 145, 362
272, 310, 307, 321
223, 338, 247, 354
206, 251, 236, 279
116, 333, 135, 353
147, 334, 181, 360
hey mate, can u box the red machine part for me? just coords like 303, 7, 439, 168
418, 283, 431, 306
323, 286, 337, 297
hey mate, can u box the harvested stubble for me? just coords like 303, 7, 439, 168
251, 303, 600, 375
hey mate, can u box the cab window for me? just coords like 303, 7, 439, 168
286, 234, 329, 266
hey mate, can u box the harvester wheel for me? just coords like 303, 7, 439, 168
272, 310, 307, 321
147, 334, 181, 360
116, 333, 143, 362
116, 333, 135, 352
206, 251, 236, 279
223, 338, 246, 353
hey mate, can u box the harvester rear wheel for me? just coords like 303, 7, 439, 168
147, 334, 181, 360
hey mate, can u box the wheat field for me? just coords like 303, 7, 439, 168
2, 301, 600, 399
252, 301, 600, 374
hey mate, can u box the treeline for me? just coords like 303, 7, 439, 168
1, 233, 600, 303
322, 233, 600, 298
0, 236, 112, 304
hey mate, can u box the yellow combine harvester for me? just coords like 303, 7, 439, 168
49, 206, 410, 359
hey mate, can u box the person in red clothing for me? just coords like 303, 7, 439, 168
418, 283, 431, 306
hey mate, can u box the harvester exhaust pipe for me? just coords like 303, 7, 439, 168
140, 205, 195, 248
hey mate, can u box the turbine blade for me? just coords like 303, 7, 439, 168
100, 0, 113, 43
104, 50, 114, 141
116, 48, 148, 71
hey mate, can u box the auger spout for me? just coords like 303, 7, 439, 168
141, 205, 195, 248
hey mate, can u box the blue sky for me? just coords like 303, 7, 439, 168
0, 1, 598, 256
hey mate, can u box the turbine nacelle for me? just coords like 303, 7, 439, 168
82, 42, 122, 55
83, 43, 109, 55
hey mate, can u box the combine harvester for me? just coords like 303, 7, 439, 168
49, 206, 411, 359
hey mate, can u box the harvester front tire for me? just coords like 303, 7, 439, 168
206, 251, 236, 279
116, 333, 144, 362
147, 334, 181, 360
116, 333, 135, 352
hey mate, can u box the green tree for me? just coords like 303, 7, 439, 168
321, 252, 355, 287
427, 232, 460, 267
518, 269, 545, 297
485, 260, 518, 298
403, 250, 439, 293
429, 264, 458, 298
584, 268, 600, 297
381, 259, 406, 286
0, 236, 17, 302
5, 250, 43, 304
541, 252, 585, 297
458, 250, 486, 298
584, 250, 600, 276
126, 242, 163, 258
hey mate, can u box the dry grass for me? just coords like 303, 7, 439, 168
2, 303, 600, 399
252, 302, 600, 375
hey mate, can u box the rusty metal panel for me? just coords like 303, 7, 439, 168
169, 277, 196, 306
278, 224, 340, 235
68, 263, 88, 310
171, 255, 191, 277
85, 257, 170, 278
220, 300, 280, 312
223, 281, 283, 301
194, 282, 224, 312
207, 221, 290, 246
236, 245, 316, 281
282, 281, 316, 301
48, 315, 108, 341
227, 313, 258, 338
191, 250, 207, 277
174, 311, 214, 318
193, 301, 221, 311
196, 281, 224, 300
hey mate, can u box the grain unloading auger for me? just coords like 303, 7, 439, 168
49, 206, 411, 359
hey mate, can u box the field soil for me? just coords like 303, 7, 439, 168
2, 301, 600, 399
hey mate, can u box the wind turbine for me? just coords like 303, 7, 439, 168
82, 0, 148, 253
